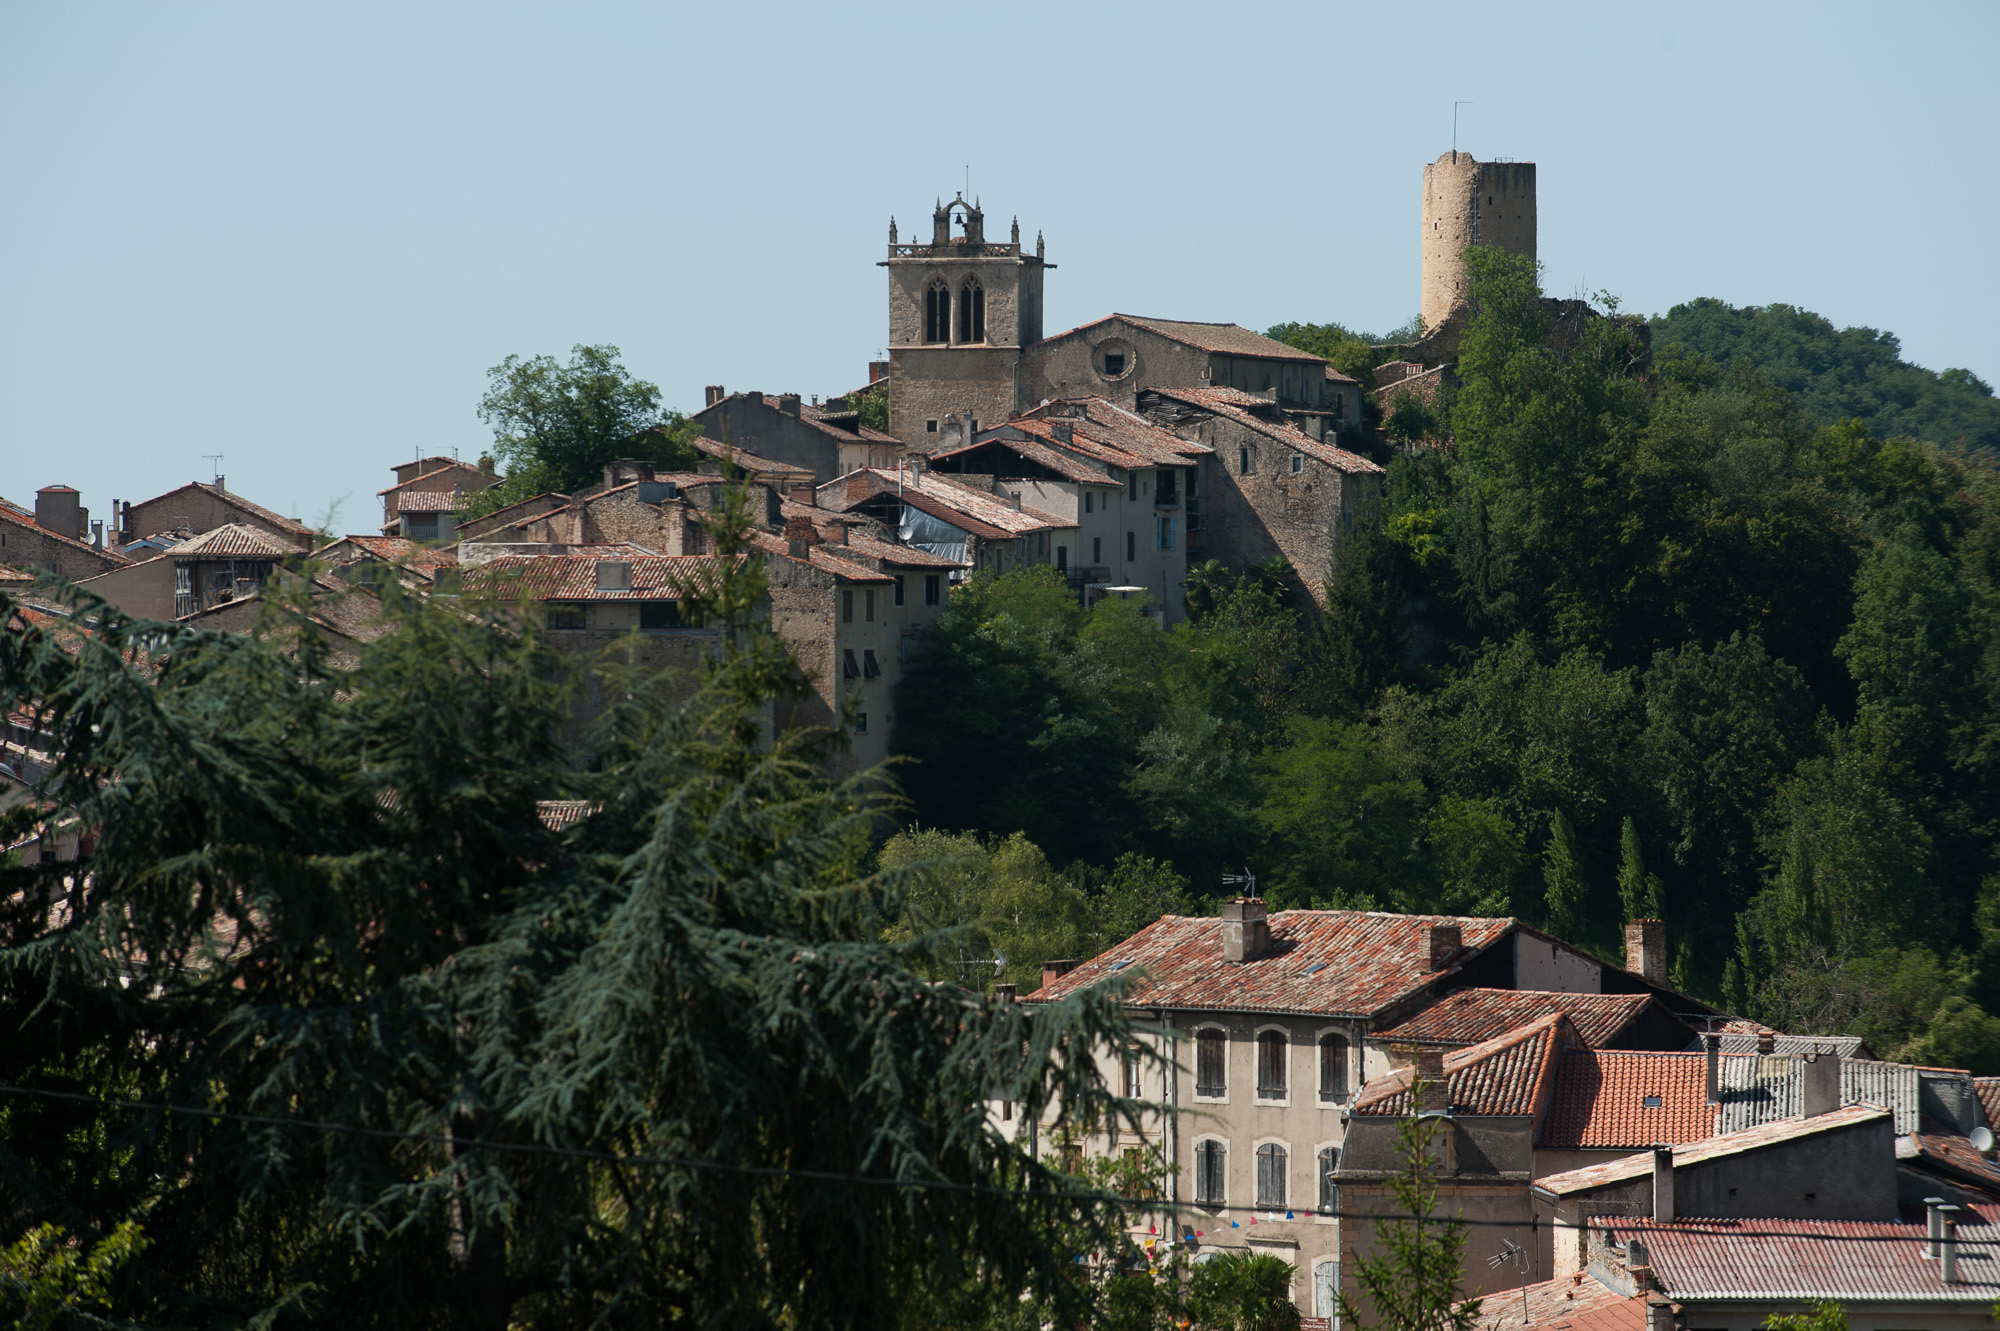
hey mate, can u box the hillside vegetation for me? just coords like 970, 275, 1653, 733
892, 252, 2000, 1070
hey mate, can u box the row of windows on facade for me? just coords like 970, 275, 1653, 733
1194, 1139, 1341, 1211
1196, 1030, 1350, 1101
924, 279, 985, 344
842, 576, 942, 625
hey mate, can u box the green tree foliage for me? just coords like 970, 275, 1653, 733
467, 343, 701, 515
1340, 1109, 1481, 1331
1761, 1300, 1848, 1331
847, 380, 890, 432
1653, 298, 2000, 453
1, 1222, 147, 1331
0, 492, 1153, 1327
1185, 1252, 1302, 1331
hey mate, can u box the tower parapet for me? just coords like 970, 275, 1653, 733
1421, 151, 1536, 332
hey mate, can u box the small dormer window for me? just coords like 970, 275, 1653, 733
925, 280, 950, 343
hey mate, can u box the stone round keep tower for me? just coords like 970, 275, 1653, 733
1421, 151, 1536, 332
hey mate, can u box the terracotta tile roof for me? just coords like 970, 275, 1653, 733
139, 482, 315, 537
169, 524, 298, 559
839, 529, 967, 569
536, 799, 596, 831
1024, 909, 1518, 1019
1976, 1078, 2000, 1129
1145, 386, 1385, 475
1374, 990, 1661, 1049
1539, 1049, 1721, 1149
395, 491, 462, 514
819, 469, 1070, 540
1473, 1272, 1648, 1331
748, 532, 894, 583
693, 437, 817, 476
1354, 1014, 1571, 1117
1062, 314, 1331, 363
933, 434, 1123, 486
377, 462, 490, 497
1598, 1214, 2000, 1301
318, 535, 459, 569
1534, 1105, 1892, 1198
1325, 364, 1360, 387
460, 554, 732, 601
1902, 1132, 2000, 1196
1008, 397, 1213, 468
0, 567, 34, 584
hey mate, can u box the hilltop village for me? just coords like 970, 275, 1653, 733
6, 154, 2000, 1329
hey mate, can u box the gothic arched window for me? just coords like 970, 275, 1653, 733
925, 281, 949, 344
959, 279, 984, 343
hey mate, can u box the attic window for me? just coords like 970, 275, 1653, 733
1642, 1095, 1664, 1108
1303, 963, 1328, 976
1109, 959, 1133, 972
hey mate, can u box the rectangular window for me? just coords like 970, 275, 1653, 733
1256, 1143, 1287, 1207
1092, 536, 1102, 563
1239, 447, 1252, 475
855, 712, 868, 733
1318, 1147, 1340, 1212
1085, 492, 1094, 514
924, 574, 941, 606
545, 604, 586, 631
1156, 516, 1176, 552
1185, 465, 1198, 496
1127, 471, 1137, 500
968, 418, 978, 433
842, 649, 860, 679
1257, 1031, 1287, 1098
1124, 1054, 1142, 1099
893, 575, 905, 607
1196, 1029, 1226, 1096
1104, 352, 1125, 375
1195, 1140, 1226, 1207
864, 589, 875, 622
926, 419, 939, 434
1291, 453, 1304, 474
862, 649, 880, 678
1319, 1034, 1349, 1100
1125, 531, 1136, 562
640, 601, 684, 630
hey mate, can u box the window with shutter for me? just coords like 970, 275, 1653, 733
1256, 1143, 1287, 1207
1318, 1147, 1339, 1212
1195, 1140, 1226, 1206
1257, 1031, 1287, 1098
1196, 1029, 1226, 1097
1319, 1033, 1348, 1100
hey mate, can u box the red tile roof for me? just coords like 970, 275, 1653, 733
1902, 1132, 2000, 1196
169, 524, 299, 559
1599, 1214, 2000, 1301
1534, 1105, 1892, 1198
1539, 1049, 1721, 1149
1353, 1014, 1571, 1117
461, 555, 732, 601
820, 468, 1070, 540
1473, 1272, 1648, 1331
1145, 386, 1385, 474
1977, 1078, 2000, 1130
376, 462, 490, 497
749, 531, 895, 583
694, 438, 818, 476
1049, 315, 1330, 363
1374, 990, 1661, 1049
318, 535, 459, 569
1005, 397, 1213, 468
934, 434, 1123, 486
395, 491, 462, 514
1025, 909, 1518, 1019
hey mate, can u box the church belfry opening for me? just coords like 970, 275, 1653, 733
959, 279, 984, 344
925, 280, 950, 344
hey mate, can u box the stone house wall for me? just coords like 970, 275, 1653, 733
0, 509, 127, 580
75, 555, 177, 618
1421, 152, 1537, 332
122, 485, 312, 551
693, 395, 846, 484
886, 346, 1020, 451
1022, 322, 1214, 413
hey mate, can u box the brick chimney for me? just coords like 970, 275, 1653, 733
1703, 1032, 1721, 1105
790, 484, 816, 508
1756, 1028, 1776, 1055
784, 514, 818, 559
868, 360, 888, 384
1426, 923, 1462, 971
1625, 918, 1667, 985
824, 520, 849, 546
1222, 898, 1270, 963
1040, 960, 1077, 989
1413, 1048, 1448, 1111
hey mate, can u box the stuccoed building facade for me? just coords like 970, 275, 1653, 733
1022, 902, 1715, 1322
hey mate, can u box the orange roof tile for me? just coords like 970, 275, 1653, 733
461, 554, 732, 601
1538, 1049, 1720, 1149
1353, 1014, 1571, 1117
1374, 990, 1662, 1049
1474, 1272, 1648, 1331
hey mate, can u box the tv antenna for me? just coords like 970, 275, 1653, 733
1454, 101, 1474, 154
202, 453, 225, 483
1487, 1236, 1530, 1323
1222, 868, 1257, 896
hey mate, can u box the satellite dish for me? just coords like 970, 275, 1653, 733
1972, 1126, 1994, 1154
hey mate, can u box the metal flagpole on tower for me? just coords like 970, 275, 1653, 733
1454, 101, 1474, 154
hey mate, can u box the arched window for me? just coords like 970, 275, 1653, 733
1317, 1146, 1340, 1212
1319, 1033, 1349, 1101
1256, 1142, 1287, 1207
1257, 1031, 1287, 1098
925, 281, 949, 343
959, 279, 984, 343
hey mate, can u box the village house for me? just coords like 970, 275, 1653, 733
117, 480, 317, 553
816, 464, 1080, 600
314, 535, 459, 592
77, 523, 298, 620
692, 391, 901, 483
0, 489, 128, 579
1021, 904, 1719, 1321
377, 456, 495, 535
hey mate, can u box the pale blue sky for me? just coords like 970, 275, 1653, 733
4, 1, 1995, 534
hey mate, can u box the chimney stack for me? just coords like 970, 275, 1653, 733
1222, 898, 1270, 963
1625, 918, 1668, 985
994, 983, 1017, 1004
1703, 1032, 1721, 1105
1801, 1049, 1842, 1117
1940, 1206, 1962, 1283
1651, 1146, 1675, 1221
1925, 1197, 1946, 1258
784, 514, 819, 559
790, 484, 816, 508
705, 385, 725, 408
868, 360, 889, 384
1040, 960, 1077, 990
778, 393, 802, 417
1427, 923, 1462, 971
1414, 1049, 1448, 1112
1756, 1029, 1776, 1055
